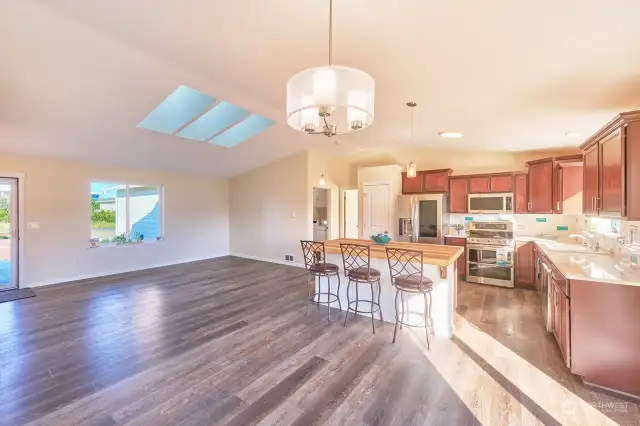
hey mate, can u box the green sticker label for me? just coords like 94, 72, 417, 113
536, 218, 547, 223
557, 225, 569, 231
464, 216, 473, 222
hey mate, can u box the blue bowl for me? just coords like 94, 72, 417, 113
371, 234, 392, 245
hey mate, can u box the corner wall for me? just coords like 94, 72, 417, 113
1, 154, 230, 287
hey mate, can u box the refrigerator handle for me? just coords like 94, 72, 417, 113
411, 197, 418, 242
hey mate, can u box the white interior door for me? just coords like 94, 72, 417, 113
363, 184, 390, 238
0, 178, 18, 289
344, 189, 358, 238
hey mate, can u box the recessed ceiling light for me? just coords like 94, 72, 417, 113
439, 131, 463, 139
565, 132, 581, 138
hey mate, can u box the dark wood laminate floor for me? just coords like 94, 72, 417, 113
0, 257, 638, 426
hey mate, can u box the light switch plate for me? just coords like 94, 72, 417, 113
27, 222, 41, 229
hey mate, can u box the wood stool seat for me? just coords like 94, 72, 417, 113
347, 267, 381, 281
309, 263, 340, 274
394, 275, 434, 292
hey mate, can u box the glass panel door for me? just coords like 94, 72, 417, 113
418, 200, 438, 238
0, 178, 18, 289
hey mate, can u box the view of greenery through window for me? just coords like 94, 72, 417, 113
90, 182, 162, 245
0, 188, 9, 236
90, 182, 119, 244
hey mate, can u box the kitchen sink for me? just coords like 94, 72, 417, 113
542, 243, 609, 255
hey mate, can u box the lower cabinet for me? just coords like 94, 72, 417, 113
552, 279, 571, 368
515, 241, 535, 288
445, 236, 466, 279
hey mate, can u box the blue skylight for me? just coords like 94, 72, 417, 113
138, 86, 273, 147
177, 102, 250, 142
138, 85, 214, 134
211, 115, 275, 148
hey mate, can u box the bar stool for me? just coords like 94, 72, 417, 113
385, 247, 434, 349
300, 241, 342, 323
340, 243, 383, 333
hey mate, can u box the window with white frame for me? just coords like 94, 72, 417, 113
90, 182, 163, 247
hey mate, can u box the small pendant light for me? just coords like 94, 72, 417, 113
406, 102, 417, 178
319, 173, 326, 186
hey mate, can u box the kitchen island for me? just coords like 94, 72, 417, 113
320, 238, 464, 338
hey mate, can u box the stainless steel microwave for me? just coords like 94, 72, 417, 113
468, 193, 513, 214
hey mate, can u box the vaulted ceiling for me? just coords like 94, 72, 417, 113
1, 0, 639, 177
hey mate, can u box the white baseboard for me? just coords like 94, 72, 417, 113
230, 253, 305, 269
27, 253, 230, 288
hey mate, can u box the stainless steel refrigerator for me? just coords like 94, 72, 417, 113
397, 194, 450, 244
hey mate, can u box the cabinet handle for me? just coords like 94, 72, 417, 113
591, 197, 595, 211
595, 197, 600, 210
528, 201, 531, 211
557, 201, 560, 211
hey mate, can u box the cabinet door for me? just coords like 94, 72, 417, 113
469, 177, 491, 193
402, 172, 424, 194
449, 178, 468, 213
514, 174, 528, 213
552, 283, 561, 345
599, 129, 624, 216
528, 161, 554, 213
583, 145, 599, 214
560, 292, 571, 368
490, 175, 513, 192
553, 165, 563, 214
424, 171, 450, 192
515, 241, 535, 288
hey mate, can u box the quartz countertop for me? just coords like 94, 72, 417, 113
519, 236, 640, 287
324, 238, 463, 267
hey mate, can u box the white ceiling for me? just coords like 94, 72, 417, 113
1, 0, 639, 177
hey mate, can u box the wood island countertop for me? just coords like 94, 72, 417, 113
324, 238, 463, 267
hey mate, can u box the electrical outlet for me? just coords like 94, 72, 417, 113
284, 254, 295, 262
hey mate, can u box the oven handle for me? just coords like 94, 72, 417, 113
468, 261, 514, 268
468, 245, 514, 251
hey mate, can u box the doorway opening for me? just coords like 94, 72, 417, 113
0, 178, 19, 290
313, 187, 330, 241
344, 189, 359, 239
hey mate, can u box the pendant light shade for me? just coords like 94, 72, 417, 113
407, 161, 417, 178
286, 0, 374, 137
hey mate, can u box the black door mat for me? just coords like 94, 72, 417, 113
0, 288, 36, 303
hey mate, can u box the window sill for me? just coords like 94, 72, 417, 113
87, 240, 164, 250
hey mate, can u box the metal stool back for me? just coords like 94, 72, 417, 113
385, 247, 434, 349
339, 243, 371, 278
340, 243, 383, 333
300, 240, 341, 322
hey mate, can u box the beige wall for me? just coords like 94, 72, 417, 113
230, 151, 309, 264
1, 154, 229, 287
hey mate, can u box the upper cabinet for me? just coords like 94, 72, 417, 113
527, 159, 554, 213
468, 174, 513, 194
401, 172, 424, 193
580, 110, 640, 220
514, 173, 528, 213
490, 175, 513, 192
449, 178, 468, 213
401, 169, 452, 194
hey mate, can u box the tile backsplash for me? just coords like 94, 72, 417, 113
449, 213, 580, 236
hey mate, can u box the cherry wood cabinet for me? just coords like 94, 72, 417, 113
552, 278, 571, 368
582, 145, 599, 215
445, 236, 466, 279
527, 160, 554, 213
515, 241, 535, 288
449, 178, 468, 213
401, 172, 424, 194
424, 169, 452, 192
514, 173, 528, 213
580, 110, 640, 220
402, 169, 452, 194
599, 128, 624, 216
468, 177, 491, 193
490, 175, 513, 192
